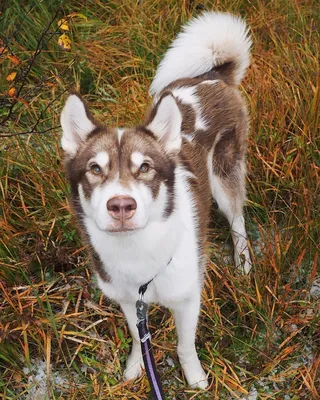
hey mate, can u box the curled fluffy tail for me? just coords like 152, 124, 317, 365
149, 12, 252, 96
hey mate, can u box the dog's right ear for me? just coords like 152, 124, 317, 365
60, 93, 97, 157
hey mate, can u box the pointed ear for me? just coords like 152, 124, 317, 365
60, 93, 97, 157
146, 95, 182, 153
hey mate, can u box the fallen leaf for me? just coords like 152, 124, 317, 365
6, 72, 17, 81
8, 54, 20, 65
58, 18, 69, 31
8, 87, 16, 97
58, 34, 71, 51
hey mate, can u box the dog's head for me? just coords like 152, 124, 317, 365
60, 93, 182, 233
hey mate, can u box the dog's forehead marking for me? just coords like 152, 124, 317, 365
131, 151, 144, 166
94, 151, 109, 167
117, 128, 125, 145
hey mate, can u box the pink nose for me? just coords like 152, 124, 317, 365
107, 196, 137, 221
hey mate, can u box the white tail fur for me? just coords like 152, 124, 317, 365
149, 12, 252, 96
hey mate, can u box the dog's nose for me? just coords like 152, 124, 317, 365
107, 196, 137, 221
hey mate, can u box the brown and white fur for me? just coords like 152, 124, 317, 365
60, 12, 252, 389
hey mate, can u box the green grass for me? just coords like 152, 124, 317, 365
0, 0, 319, 398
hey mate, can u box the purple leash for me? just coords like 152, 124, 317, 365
136, 281, 165, 400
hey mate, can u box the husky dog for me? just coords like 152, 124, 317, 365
60, 12, 252, 389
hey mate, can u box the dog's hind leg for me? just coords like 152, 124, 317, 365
208, 151, 252, 274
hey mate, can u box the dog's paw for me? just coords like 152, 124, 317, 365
123, 353, 143, 381
191, 377, 209, 390
123, 364, 142, 381
182, 359, 208, 390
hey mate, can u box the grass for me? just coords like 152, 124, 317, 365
0, 0, 319, 398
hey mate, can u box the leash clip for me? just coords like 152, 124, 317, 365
136, 299, 148, 322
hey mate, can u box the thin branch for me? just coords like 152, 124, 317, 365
1, 7, 63, 125
0, 87, 68, 138
0, 125, 60, 138
2, 61, 76, 119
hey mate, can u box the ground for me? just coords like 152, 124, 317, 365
0, 0, 319, 399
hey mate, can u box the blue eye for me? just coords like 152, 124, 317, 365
140, 163, 150, 173
90, 164, 102, 175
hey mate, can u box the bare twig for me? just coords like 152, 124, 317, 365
0, 7, 63, 125
0, 125, 60, 138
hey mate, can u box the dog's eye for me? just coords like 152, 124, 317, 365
90, 164, 102, 175
139, 163, 150, 173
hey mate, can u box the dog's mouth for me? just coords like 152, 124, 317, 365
107, 227, 139, 234
96, 222, 144, 235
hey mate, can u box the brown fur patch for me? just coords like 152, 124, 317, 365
90, 248, 111, 282
65, 127, 119, 202
178, 101, 196, 134
179, 140, 212, 255
162, 61, 239, 88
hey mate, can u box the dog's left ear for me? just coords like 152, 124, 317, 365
147, 95, 182, 153
60, 93, 97, 157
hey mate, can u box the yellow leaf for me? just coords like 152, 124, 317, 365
58, 18, 69, 31
58, 34, 71, 51
6, 72, 17, 81
8, 87, 16, 97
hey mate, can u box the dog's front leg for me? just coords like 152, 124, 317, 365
173, 294, 208, 390
120, 302, 144, 381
